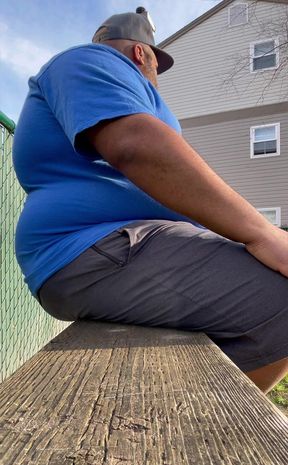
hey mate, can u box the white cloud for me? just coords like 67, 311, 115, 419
0, 20, 57, 78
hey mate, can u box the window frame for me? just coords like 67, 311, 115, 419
250, 38, 279, 73
257, 207, 281, 226
228, 3, 248, 27
250, 122, 280, 159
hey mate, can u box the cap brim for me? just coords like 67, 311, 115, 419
150, 46, 174, 74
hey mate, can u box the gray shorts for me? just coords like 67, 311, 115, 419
38, 220, 288, 372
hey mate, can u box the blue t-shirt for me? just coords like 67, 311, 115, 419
13, 44, 199, 297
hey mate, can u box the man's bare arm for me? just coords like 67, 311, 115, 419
81, 113, 288, 278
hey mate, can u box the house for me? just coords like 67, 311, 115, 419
158, 0, 288, 228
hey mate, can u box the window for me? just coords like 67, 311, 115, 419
228, 3, 248, 26
258, 208, 281, 226
250, 123, 280, 158
250, 39, 279, 72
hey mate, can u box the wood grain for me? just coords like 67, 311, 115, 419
0, 321, 287, 465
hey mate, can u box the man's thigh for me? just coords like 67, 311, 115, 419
39, 220, 288, 372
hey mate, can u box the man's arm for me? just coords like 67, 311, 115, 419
80, 113, 288, 278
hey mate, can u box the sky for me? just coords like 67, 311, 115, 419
0, 0, 221, 122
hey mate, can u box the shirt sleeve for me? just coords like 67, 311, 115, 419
37, 45, 156, 150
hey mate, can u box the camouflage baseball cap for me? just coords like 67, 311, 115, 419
92, 7, 174, 74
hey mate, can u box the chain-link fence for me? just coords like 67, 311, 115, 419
0, 111, 70, 383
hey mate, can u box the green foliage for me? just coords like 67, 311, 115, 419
269, 375, 288, 410
273, 396, 288, 407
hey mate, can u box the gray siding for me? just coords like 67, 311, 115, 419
158, 0, 288, 119
182, 110, 288, 227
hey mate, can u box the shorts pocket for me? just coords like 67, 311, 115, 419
91, 221, 172, 268
91, 230, 131, 267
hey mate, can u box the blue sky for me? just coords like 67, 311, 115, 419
0, 0, 220, 122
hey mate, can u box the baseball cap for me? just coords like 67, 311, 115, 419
92, 7, 174, 74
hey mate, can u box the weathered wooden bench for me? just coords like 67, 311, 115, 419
0, 321, 287, 465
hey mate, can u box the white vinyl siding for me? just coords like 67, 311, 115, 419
228, 3, 248, 27
181, 111, 288, 228
250, 38, 279, 72
257, 207, 281, 226
158, 1, 288, 119
250, 123, 280, 158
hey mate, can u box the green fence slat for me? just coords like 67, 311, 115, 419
0, 111, 16, 134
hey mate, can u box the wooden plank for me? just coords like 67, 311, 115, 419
0, 321, 287, 465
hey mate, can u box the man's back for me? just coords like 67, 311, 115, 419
13, 44, 189, 298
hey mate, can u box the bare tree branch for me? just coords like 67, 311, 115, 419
222, 1, 288, 100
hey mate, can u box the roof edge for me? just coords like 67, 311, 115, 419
157, 0, 288, 49
157, 0, 233, 49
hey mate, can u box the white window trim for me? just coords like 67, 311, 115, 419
228, 3, 248, 27
250, 122, 280, 159
250, 37, 279, 73
257, 207, 281, 226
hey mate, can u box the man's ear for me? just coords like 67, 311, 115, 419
133, 44, 145, 66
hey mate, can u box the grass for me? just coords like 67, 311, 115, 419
268, 374, 288, 416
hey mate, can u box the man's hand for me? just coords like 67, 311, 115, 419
79, 113, 288, 278
246, 225, 288, 278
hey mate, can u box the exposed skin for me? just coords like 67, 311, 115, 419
246, 359, 288, 394
93, 39, 159, 88
136, 43, 158, 89
83, 39, 288, 393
